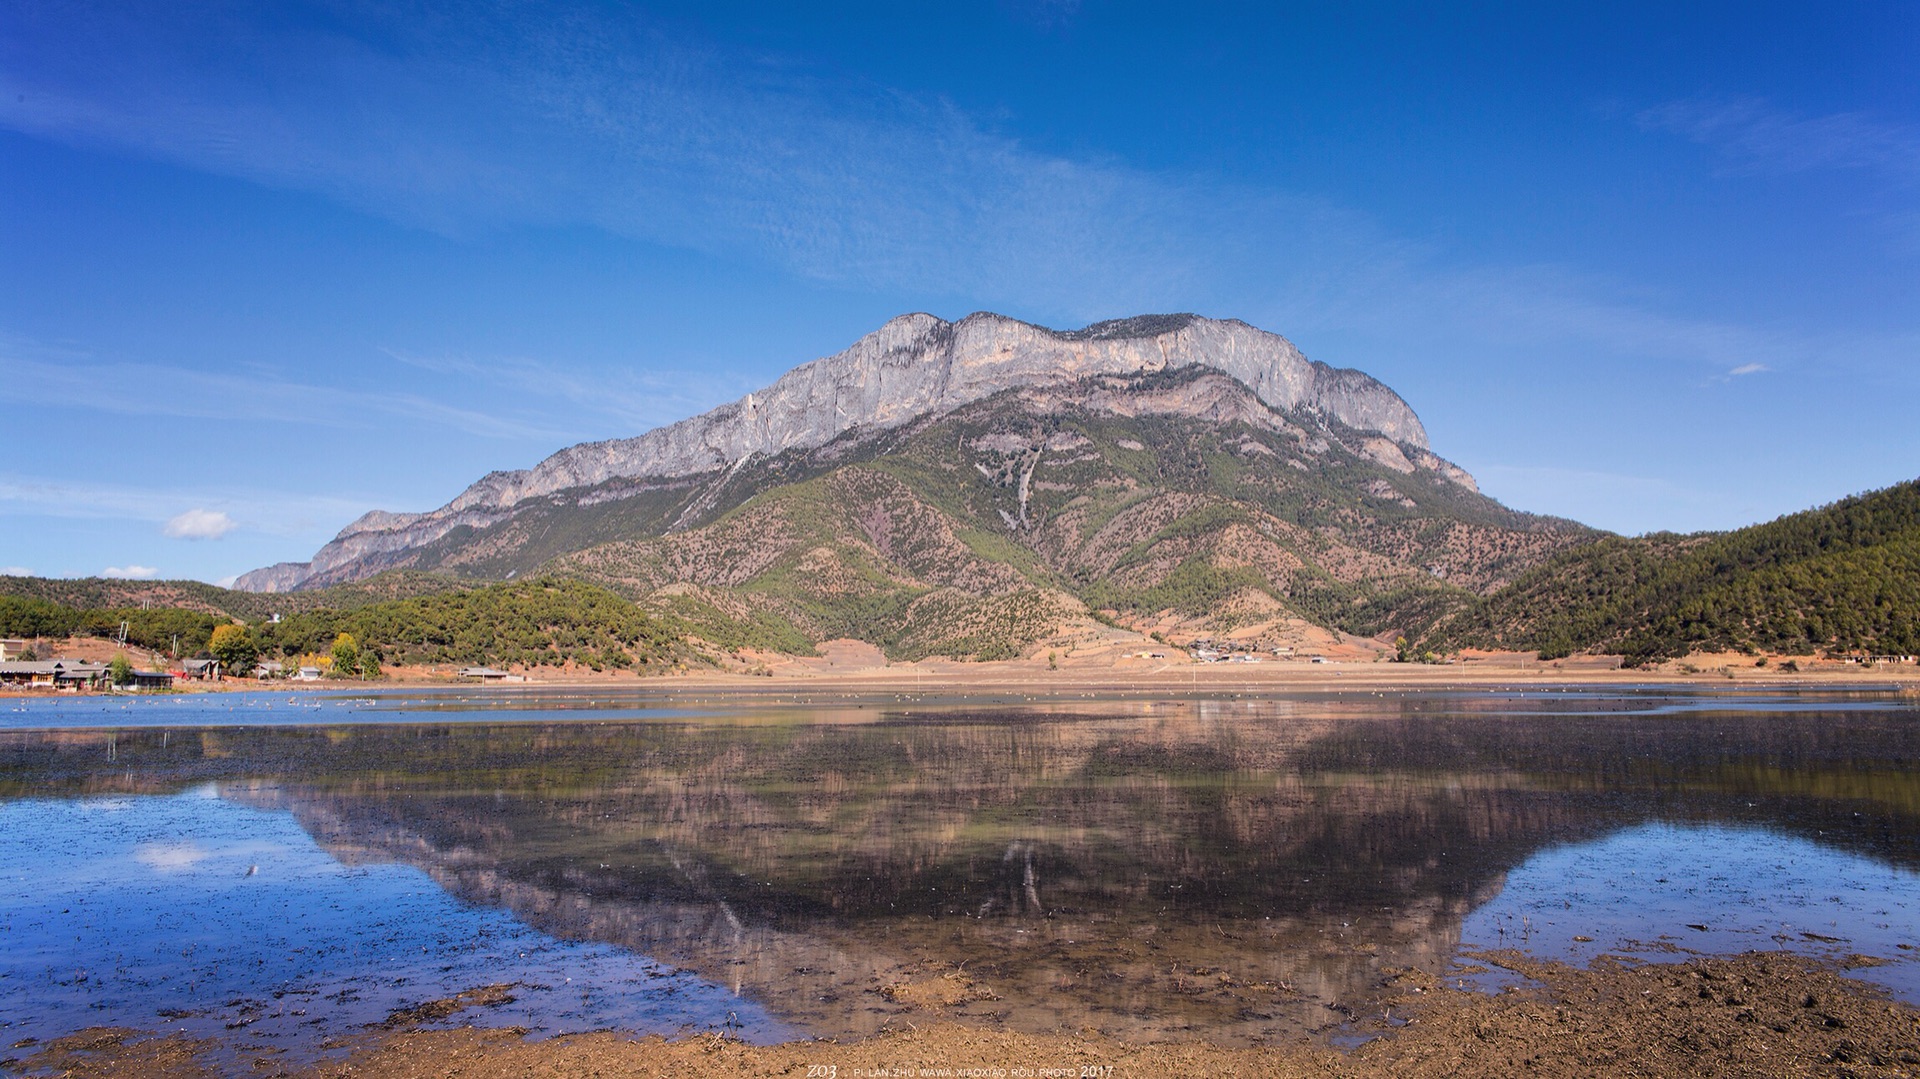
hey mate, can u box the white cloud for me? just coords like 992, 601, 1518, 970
164, 508, 237, 540
103, 564, 159, 579
133, 841, 208, 871
1, 566, 29, 576
1728, 362, 1769, 376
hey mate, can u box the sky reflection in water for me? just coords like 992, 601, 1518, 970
1462, 823, 1920, 997
0, 789, 782, 1059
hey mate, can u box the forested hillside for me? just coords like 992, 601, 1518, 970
257, 578, 687, 671
0, 596, 229, 656
1423, 480, 1920, 663
0, 570, 468, 622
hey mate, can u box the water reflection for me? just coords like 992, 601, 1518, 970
2, 690, 1918, 1047
0, 789, 778, 1057
1461, 823, 1920, 998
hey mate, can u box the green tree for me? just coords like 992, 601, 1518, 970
358, 650, 382, 680
330, 632, 361, 679
108, 654, 133, 686
208, 624, 259, 675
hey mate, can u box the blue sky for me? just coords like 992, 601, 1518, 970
1, 1, 1915, 584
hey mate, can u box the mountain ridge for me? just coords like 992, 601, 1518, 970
237, 311, 1432, 592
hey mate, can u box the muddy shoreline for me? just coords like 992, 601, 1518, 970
8, 630, 1920, 703
18, 950, 1920, 1078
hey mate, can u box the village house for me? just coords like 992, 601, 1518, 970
0, 639, 29, 661
0, 660, 110, 690
458, 666, 525, 683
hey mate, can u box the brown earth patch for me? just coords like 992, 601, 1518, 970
20, 951, 1920, 1078
379, 984, 519, 1029
877, 972, 1001, 1009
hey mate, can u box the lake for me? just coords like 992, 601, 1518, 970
2, 686, 1917, 1064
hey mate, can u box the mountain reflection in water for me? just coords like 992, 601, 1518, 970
3, 690, 1918, 1046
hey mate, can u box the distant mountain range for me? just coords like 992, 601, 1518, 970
9, 312, 1912, 666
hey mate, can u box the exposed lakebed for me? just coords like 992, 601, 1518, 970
2, 686, 1917, 1063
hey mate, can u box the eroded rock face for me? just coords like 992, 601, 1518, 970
237, 312, 1432, 591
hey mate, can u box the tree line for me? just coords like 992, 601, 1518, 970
1, 578, 688, 676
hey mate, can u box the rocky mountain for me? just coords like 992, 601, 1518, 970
532, 366, 1585, 659
233, 312, 1593, 657
237, 312, 1430, 593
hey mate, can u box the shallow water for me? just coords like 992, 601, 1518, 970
2, 686, 1916, 1057
0, 790, 780, 1059
1460, 822, 1920, 998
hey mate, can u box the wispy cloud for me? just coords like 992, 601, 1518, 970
1007, 0, 1084, 30
103, 564, 159, 579
1404, 263, 1810, 371
163, 508, 237, 540
382, 349, 753, 436
0, 4, 1890, 392
0, 473, 373, 538
0, 2, 1208, 316
0, 349, 573, 442
1728, 362, 1768, 376
0, 2, 1507, 329
1638, 96, 1920, 180
1, 567, 31, 577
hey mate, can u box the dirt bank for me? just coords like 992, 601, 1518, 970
18, 951, 1919, 1078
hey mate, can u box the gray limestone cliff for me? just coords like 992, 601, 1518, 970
236, 312, 1434, 592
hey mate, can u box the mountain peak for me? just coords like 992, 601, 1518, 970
1057, 313, 1200, 340
237, 312, 1431, 591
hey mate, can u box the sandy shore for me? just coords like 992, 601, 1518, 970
13, 639, 1916, 700
18, 950, 1920, 1078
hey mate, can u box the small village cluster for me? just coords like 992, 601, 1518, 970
0, 638, 550, 691
1184, 638, 1318, 663
0, 638, 330, 690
